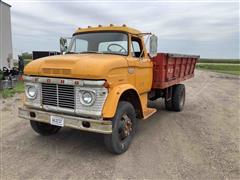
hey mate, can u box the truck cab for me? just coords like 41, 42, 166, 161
19, 25, 197, 154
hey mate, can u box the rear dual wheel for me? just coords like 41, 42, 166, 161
165, 84, 185, 112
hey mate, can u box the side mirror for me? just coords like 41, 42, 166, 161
149, 35, 158, 58
60, 37, 68, 53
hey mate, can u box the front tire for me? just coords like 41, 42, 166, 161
30, 120, 61, 136
104, 101, 137, 154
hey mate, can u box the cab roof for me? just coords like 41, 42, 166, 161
74, 25, 142, 35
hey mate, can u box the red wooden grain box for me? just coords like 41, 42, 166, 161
151, 53, 199, 89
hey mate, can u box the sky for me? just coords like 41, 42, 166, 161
3, 0, 240, 59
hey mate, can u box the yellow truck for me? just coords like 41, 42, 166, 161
19, 25, 198, 154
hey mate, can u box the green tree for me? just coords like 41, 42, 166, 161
21, 52, 32, 59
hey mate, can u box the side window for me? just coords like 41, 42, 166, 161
74, 39, 88, 52
131, 38, 142, 57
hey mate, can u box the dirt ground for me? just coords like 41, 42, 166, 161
0, 70, 239, 180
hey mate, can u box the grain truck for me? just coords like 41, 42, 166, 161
19, 25, 199, 154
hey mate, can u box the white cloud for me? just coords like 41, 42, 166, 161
4, 0, 240, 58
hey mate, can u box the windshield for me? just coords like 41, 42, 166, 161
68, 32, 128, 55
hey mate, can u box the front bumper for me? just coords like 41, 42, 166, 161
18, 107, 112, 134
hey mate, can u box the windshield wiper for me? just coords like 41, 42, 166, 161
65, 51, 103, 54
80, 51, 103, 54
65, 51, 77, 54
102, 51, 126, 55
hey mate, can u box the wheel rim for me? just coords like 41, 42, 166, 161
180, 90, 185, 108
118, 113, 133, 141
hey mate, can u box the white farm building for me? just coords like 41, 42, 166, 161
0, 0, 13, 69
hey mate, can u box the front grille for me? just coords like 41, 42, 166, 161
42, 83, 75, 109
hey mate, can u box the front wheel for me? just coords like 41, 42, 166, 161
30, 120, 61, 136
104, 101, 137, 154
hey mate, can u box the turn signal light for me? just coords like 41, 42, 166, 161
104, 81, 110, 88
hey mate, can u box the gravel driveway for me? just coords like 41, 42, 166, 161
1, 70, 239, 180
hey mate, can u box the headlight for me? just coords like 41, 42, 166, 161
25, 85, 37, 99
79, 90, 96, 106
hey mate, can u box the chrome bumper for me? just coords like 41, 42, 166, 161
18, 107, 112, 134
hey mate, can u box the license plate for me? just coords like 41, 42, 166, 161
50, 116, 64, 127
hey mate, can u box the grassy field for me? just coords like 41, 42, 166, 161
0, 81, 24, 98
196, 63, 240, 75
199, 58, 240, 64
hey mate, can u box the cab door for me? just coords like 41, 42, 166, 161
127, 35, 153, 94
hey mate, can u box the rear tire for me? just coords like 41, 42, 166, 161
30, 120, 61, 136
164, 84, 185, 112
172, 84, 185, 111
165, 99, 173, 111
104, 101, 137, 154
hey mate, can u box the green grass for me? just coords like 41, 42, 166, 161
199, 58, 240, 64
196, 63, 240, 75
0, 81, 24, 98
24, 59, 33, 66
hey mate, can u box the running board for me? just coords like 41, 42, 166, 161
143, 108, 157, 120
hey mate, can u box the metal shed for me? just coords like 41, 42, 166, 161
0, 0, 13, 70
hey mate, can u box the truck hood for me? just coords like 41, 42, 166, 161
24, 54, 128, 80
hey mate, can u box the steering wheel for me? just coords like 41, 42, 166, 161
107, 44, 127, 54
